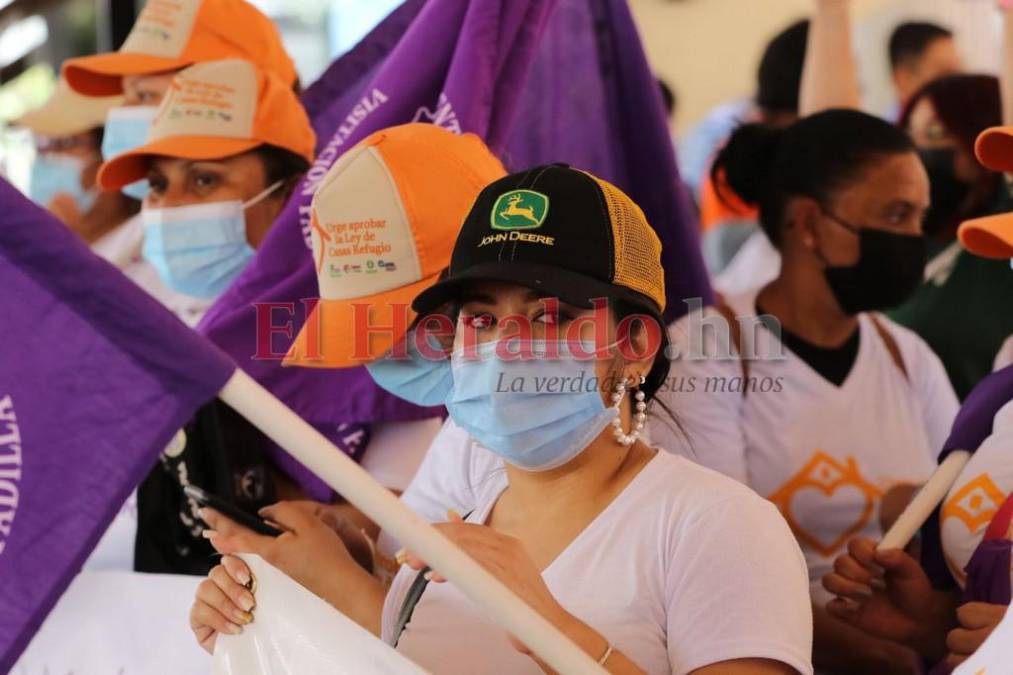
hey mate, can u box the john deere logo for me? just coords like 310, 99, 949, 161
491, 190, 549, 230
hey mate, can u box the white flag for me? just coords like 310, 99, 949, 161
213, 554, 428, 675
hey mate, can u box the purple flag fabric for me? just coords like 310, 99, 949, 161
198, 0, 709, 447
963, 539, 1012, 605
922, 365, 1013, 590
0, 180, 235, 670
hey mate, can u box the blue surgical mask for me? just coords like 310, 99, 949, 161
102, 106, 158, 201
141, 181, 282, 299
447, 339, 619, 471
29, 154, 96, 213
366, 330, 453, 406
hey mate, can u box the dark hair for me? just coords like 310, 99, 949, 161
252, 143, 311, 189
657, 78, 676, 118
899, 74, 1000, 156
711, 109, 915, 247
756, 20, 809, 115
889, 22, 953, 70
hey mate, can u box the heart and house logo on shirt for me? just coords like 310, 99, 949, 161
768, 451, 883, 558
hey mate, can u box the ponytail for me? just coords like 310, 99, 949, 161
711, 109, 915, 248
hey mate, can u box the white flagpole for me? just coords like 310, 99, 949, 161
218, 370, 606, 674
878, 450, 971, 551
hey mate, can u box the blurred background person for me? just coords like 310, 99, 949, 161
60, 0, 299, 325
889, 73, 1013, 400
689, 20, 810, 276
661, 109, 959, 673
14, 79, 138, 243
888, 21, 962, 118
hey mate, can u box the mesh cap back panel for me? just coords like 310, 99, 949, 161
589, 175, 666, 311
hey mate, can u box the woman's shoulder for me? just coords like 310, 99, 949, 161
640, 450, 780, 523
863, 312, 944, 371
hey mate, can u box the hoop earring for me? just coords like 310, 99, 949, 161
610, 375, 647, 446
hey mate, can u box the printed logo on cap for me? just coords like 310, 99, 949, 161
120, 0, 201, 59
490, 190, 549, 231
310, 144, 423, 300
149, 59, 257, 143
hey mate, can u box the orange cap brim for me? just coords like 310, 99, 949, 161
975, 127, 1013, 173
97, 135, 261, 189
958, 213, 1013, 259
63, 53, 191, 97
283, 272, 442, 369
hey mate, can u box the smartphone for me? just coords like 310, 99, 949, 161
184, 484, 284, 537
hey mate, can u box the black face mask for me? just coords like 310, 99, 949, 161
918, 148, 972, 235
819, 211, 926, 315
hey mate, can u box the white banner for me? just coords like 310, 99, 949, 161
213, 554, 427, 674
12, 569, 206, 674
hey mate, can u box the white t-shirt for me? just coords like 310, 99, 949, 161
376, 419, 503, 558
382, 450, 814, 675
659, 292, 959, 602
91, 215, 210, 326
712, 230, 780, 298
940, 400, 1013, 586
361, 418, 443, 492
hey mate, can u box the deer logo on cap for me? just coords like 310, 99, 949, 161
491, 190, 549, 231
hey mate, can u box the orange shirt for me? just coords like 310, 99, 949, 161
699, 170, 758, 233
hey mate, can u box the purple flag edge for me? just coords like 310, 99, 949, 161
0, 180, 236, 670
597, 0, 712, 320
921, 365, 1013, 591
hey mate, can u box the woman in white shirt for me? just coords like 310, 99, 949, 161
659, 110, 960, 673
189, 165, 814, 674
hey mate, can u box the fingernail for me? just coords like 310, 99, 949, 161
394, 548, 407, 566
202, 529, 217, 540
225, 623, 243, 635
423, 570, 434, 581
447, 509, 462, 520
870, 577, 887, 591
197, 508, 206, 520
239, 594, 255, 612
236, 568, 251, 586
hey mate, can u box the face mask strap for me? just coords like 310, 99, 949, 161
243, 180, 285, 210
821, 207, 862, 236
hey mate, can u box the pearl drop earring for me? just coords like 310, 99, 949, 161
611, 375, 647, 446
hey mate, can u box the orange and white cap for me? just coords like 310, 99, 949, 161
63, 0, 296, 97
96, 59, 315, 190
283, 124, 506, 369
957, 127, 1013, 258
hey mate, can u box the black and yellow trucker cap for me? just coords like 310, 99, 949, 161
412, 164, 666, 315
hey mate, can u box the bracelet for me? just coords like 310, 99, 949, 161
597, 643, 614, 666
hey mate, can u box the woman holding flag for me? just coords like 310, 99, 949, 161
97, 58, 504, 575
192, 165, 814, 674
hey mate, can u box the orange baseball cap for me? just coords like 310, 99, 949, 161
63, 0, 296, 97
97, 59, 315, 190
957, 127, 1013, 258
283, 124, 506, 369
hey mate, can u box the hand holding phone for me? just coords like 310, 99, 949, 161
184, 484, 284, 537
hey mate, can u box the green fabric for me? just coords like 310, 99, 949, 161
888, 238, 1013, 399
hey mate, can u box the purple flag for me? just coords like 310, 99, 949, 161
0, 180, 235, 670
922, 365, 1013, 590
199, 0, 709, 444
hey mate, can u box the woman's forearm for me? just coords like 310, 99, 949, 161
799, 0, 862, 117
530, 613, 645, 675
315, 560, 388, 637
